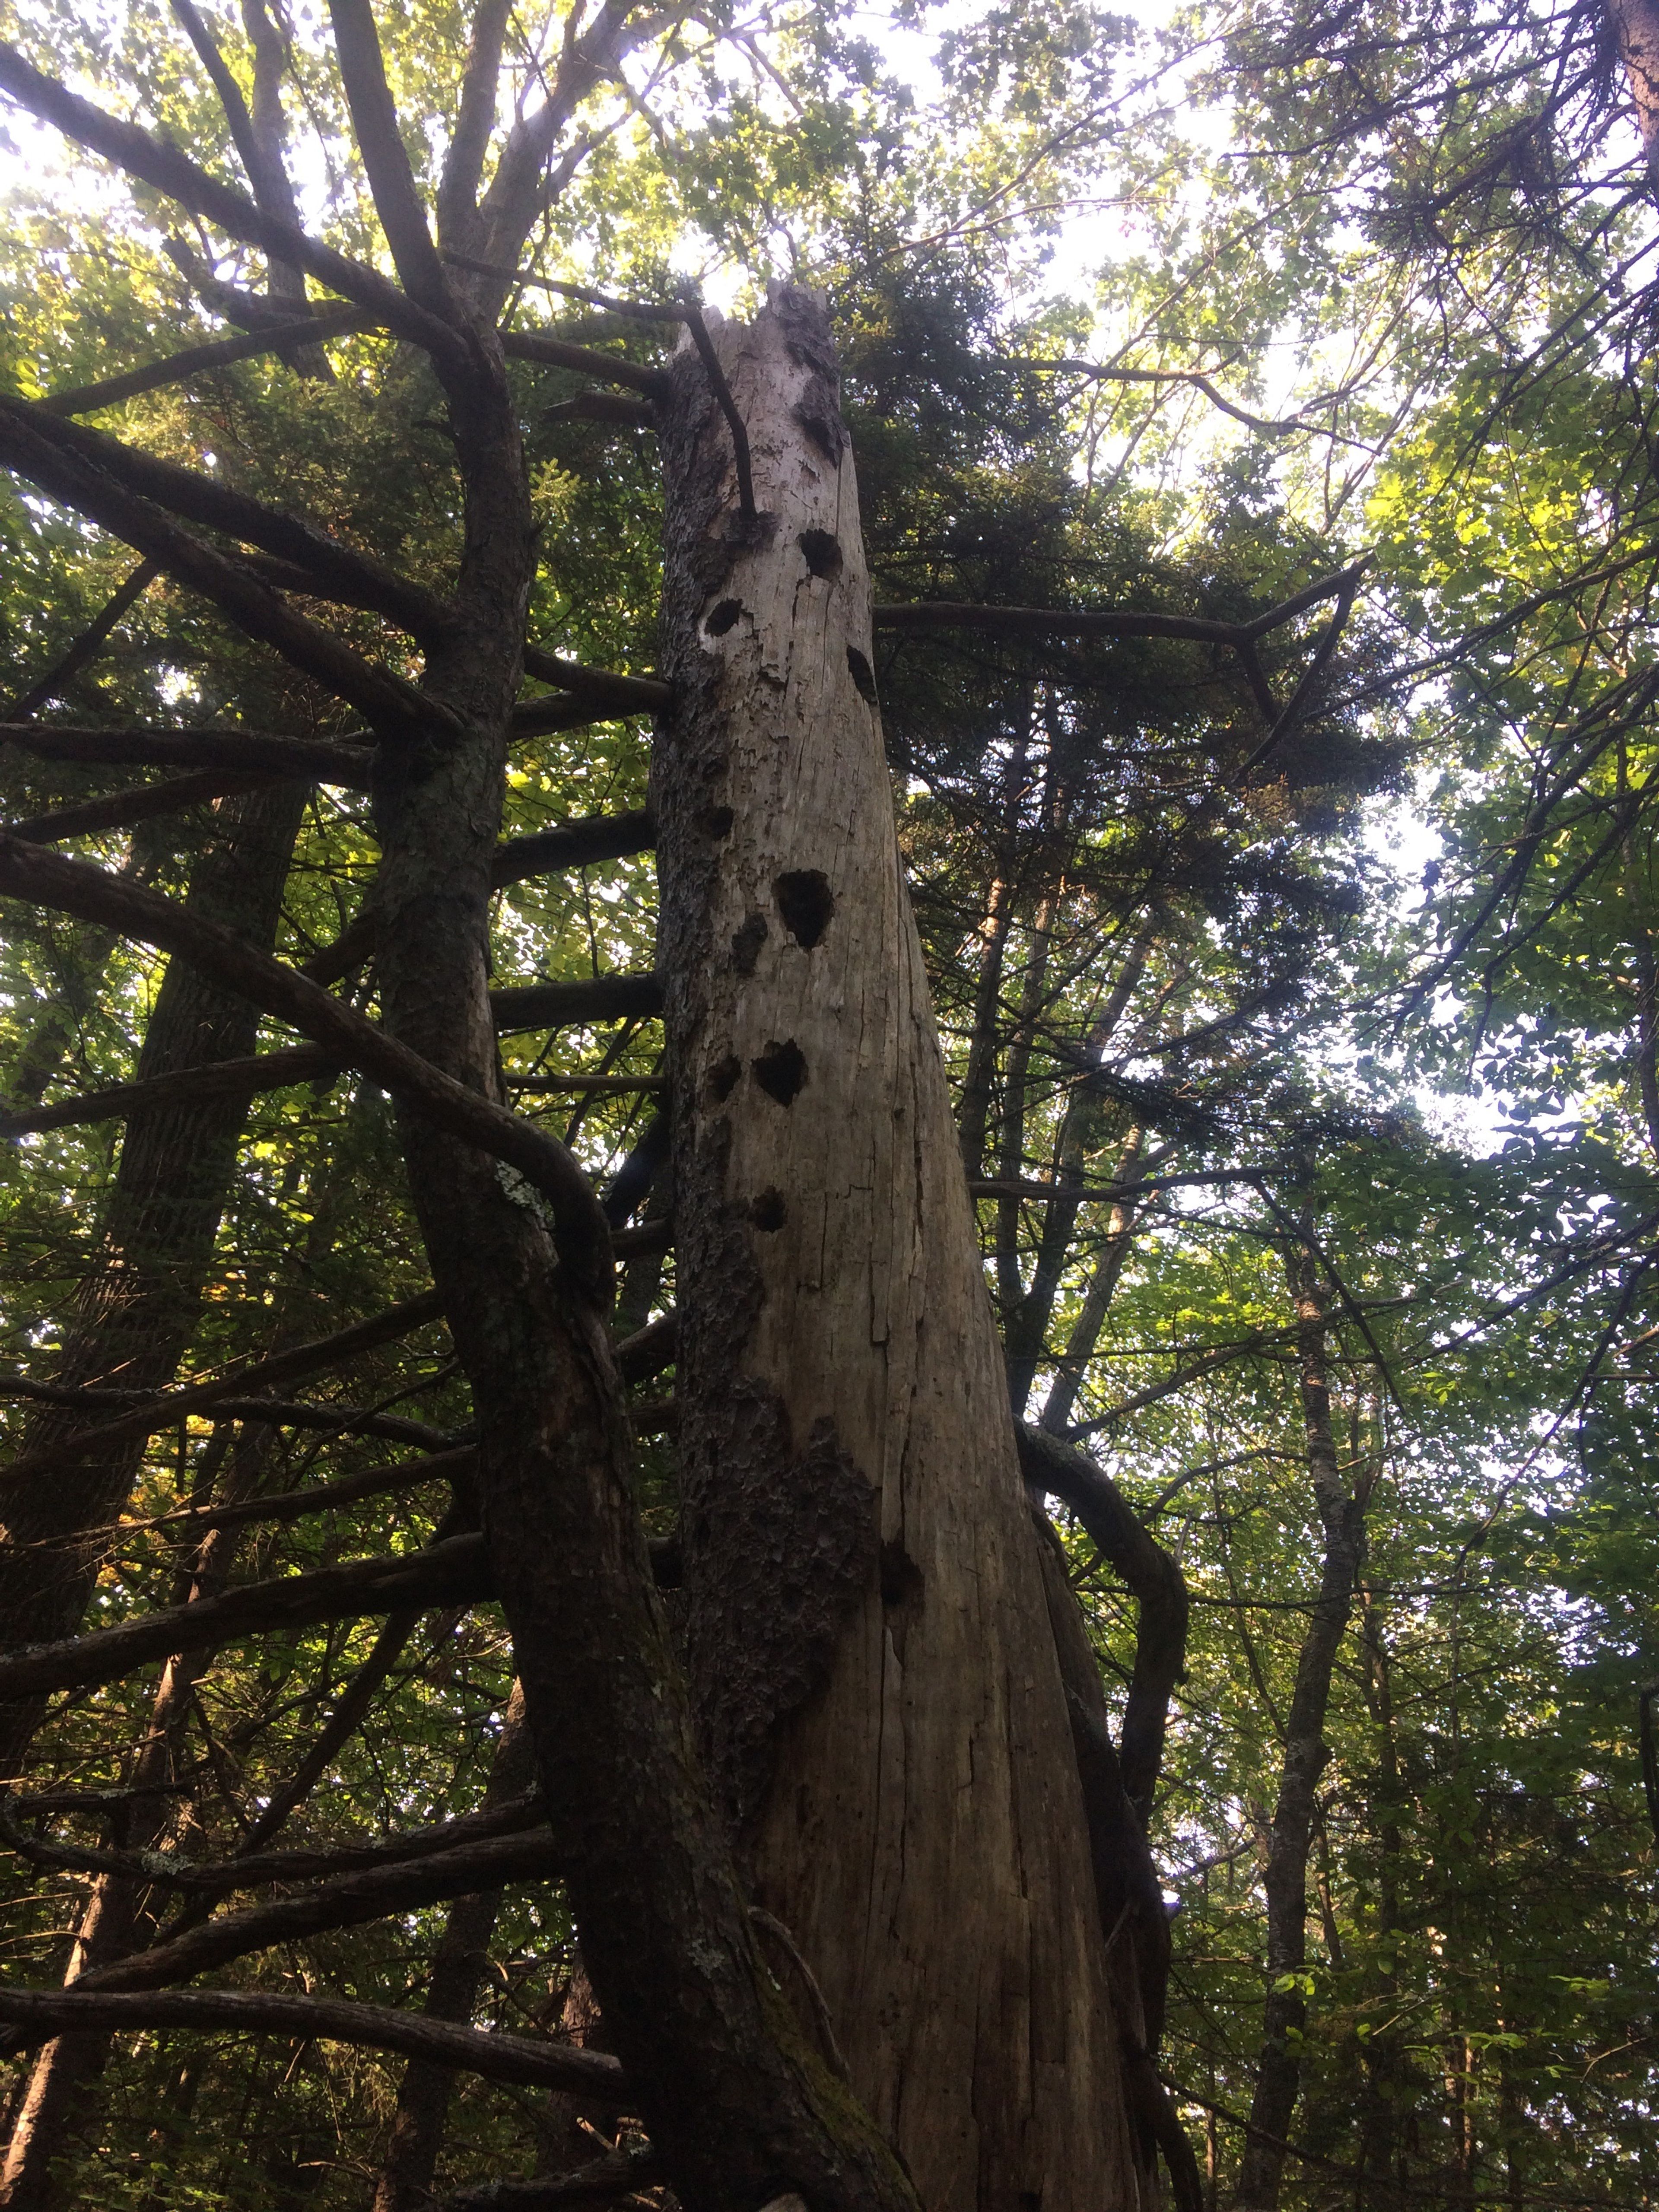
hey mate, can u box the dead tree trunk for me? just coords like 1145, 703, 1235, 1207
656, 283, 1141, 2212
1233, 1241, 1370, 2212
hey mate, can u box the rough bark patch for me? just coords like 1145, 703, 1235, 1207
686, 1382, 877, 1830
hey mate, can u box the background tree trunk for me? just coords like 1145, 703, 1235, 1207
1234, 1242, 1370, 2211
0, 781, 308, 1782
656, 283, 1141, 2212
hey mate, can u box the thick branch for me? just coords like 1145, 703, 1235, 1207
491, 972, 661, 1033
0, 409, 448, 741
1016, 1423, 1189, 1819
40, 309, 374, 416
0, 724, 374, 785
0, 1533, 491, 1703
0, 1785, 540, 1892
326, 0, 457, 318
0, 1987, 626, 2099
0, 1290, 444, 1488
4, 769, 284, 844
435, 0, 510, 252
0, 42, 466, 369
493, 807, 656, 887
436, 2148, 663, 2212
0, 835, 614, 1291
8, 397, 449, 642
519, 649, 671, 716
498, 328, 668, 397
62, 1828, 558, 1995
0, 1044, 336, 1136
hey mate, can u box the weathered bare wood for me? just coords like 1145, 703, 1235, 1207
656, 285, 1137, 2210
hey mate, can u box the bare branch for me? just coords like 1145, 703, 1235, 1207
492, 806, 656, 888
10, 397, 450, 642
4, 560, 159, 719
871, 562, 1370, 650
0, 725, 374, 786
5, 769, 283, 845
491, 972, 661, 1033
0, 1291, 443, 1487
436, 2147, 664, 2211
435, 0, 512, 254
0, 835, 615, 1291
0, 41, 466, 370
681, 299, 756, 524
0, 1042, 337, 1136
0, 1532, 492, 1703
41, 306, 372, 416
64, 1827, 557, 1994
0, 408, 449, 741
0, 1987, 626, 2101
499, 327, 668, 397
477, 1, 642, 279
443, 251, 683, 323
519, 649, 671, 715
0, 1782, 539, 1891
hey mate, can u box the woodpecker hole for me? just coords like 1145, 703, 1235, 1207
731, 912, 769, 976
799, 529, 844, 581
775, 869, 835, 950
752, 1039, 807, 1106
750, 1188, 788, 1232
705, 598, 743, 636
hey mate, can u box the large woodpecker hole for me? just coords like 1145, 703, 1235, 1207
705, 598, 743, 636
752, 1039, 807, 1107
750, 1188, 788, 1232
775, 869, 835, 949
799, 528, 843, 581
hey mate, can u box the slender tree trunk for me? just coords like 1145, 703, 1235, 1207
657, 284, 1141, 2211
1039, 1123, 1146, 1433
0, 781, 308, 1782
369, 1685, 534, 2212
1234, 1242, 1370, 2212
1005, 918, 1157, 1415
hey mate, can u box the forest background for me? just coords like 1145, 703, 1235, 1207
0, 0, 1654, 2204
